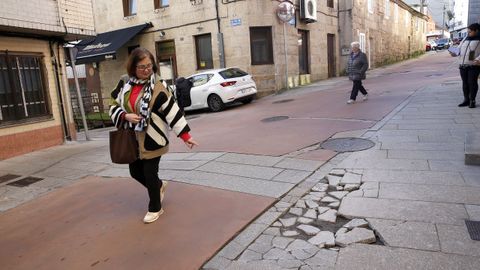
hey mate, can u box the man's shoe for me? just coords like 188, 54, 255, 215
362, 94, 368, 101
143, 209, 164, 223
469, 101, 476, 108
160, 180, 168, 203
347, 99, 355, 104
458, 101, 469, 107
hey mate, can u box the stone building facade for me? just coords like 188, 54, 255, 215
84, 0, 339, 100
0, 0, 95, 160
339, 0, 427, 72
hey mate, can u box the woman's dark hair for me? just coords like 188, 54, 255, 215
126, 47, 158, 77
467, 23, 480, 32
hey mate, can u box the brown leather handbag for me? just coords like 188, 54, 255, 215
109, 125, 138, 164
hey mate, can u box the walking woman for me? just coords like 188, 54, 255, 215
346, 41, 369, 104
110, 47, 198, 223
451, 23, 480, 108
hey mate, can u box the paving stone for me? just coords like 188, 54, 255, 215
318, 209, 337, 223
217, 153, 283, 166
308, 231, 335, 247
197, 161, 283, 180
234, 223, 269, 247
379, 183, 480, 204
272, 236, 294, 249
277, 259, 303, 269
317, 207, 330, 214
289, 207, 303, 216
360, 182, 379, 190
346, 190, 364, 197
283, 230, 299, 237
338, 156, 429, 170
367, 219, 440, 251
298, 217, 314, 224
203, 255, 232, 270
466, 204, 480, 221
308, 192, 326, 200
336, 227, 348, 236
328, 201, 340, 208
326, 175, 342, 186
306, 200, 319, 208
272, 222, 282, 227
273, 169, 312, 184
336, 186, 344, 191
299, 265, 314, 270
343, 218, 369, 229
224, 261, 283, 270
304, 249, 338, 268
285, 239, 317, 251
295, 200, 306, 208
344, 184, 360, 191
255, 211, 283, 225
340, 172, 362, 185
291, 247, 319, 260
248, 243, 272, 253
275, 201, 292, 211
280, 217, 297, 227
217, 241, 245, 259
304, 209, 317, 219
255, 234, 274, 245
363, 189, 378, 198
437, 224, 480, 257
320, 196, 338, 203
339, 197, 468, 225
312, 183, 328, 192
238, 249, 262, 263
329, 191, 349, 200
329, 169, 346, 176
335, 244, 480, 270
335, 228, 376, 247
162, 152, 196, 160
158, 160, 208, 170
274, 158, 322, 171
362, 170, 465, 186
184, 152, 225, 161
263, 248, 295, 260
297, 224, 321, 235
263, 227, 281, 236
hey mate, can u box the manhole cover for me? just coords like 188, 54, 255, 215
321, 137, 375, 152
261, 116, 289, 122
7, 176, 44, 187
466, 220, 480, 241
273, 99, 295, 104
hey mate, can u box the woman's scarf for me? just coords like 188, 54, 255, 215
126, 74, 155, 131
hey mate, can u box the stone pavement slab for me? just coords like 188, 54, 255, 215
437, 224, 480, 257
335, 244, 480, 270
216, 153, 283, 167
362, 169, 465, 185
197, 161, 283, 180
379, 183, 480, 204
466, 205, 480, 221
339, 197, 468, 225
0, 176, 274, 270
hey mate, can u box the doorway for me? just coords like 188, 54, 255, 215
155, 40, 177, 85
298, 30, 309, 75
327, 33, 336, 78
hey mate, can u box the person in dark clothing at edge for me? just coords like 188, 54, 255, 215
346, 41, 369, 104
109, 47, 198, 224
450, 23, 480, 108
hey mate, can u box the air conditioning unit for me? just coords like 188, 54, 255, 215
300, 0, 317, 23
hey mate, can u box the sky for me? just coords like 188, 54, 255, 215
404, 0, 453, 26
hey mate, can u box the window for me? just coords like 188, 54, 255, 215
327, 0, 334, 8
359, 33, 366, 52
190, 74, 214, 87
195, 34, 213, 70
249, 27, 274, 65
154, 0, 169, 9
123, 0, 137, 17
368, 0, 374, 14
219, 68, 248, 79
385, 0, 390, 19
0, 53, 50, 124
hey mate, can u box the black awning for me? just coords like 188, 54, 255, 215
75, 23, 152, 64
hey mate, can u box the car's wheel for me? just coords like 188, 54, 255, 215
241, 97, 254, 104
207, 94, 225, 112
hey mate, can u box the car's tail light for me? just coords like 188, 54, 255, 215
220, 81, 237, 87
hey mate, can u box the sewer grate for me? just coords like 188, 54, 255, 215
273, 99, 295, 104
261, 116, 290, 123
321, 137, 375, 152
0, 174, 21, 184
7, 176, 44, 187
465, 220, 480, 241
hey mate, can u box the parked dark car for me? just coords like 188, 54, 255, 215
435, 38, 451, 50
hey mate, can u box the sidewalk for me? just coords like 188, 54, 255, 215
203, 81, 480, 269
0, 68, 479, 269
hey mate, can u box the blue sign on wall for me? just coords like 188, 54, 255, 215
230, 18, 242, 27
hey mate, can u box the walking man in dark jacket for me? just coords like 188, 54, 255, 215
346, 41, 369, 104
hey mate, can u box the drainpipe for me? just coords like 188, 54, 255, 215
215, 0, 226, 68
49, 40, 71, 141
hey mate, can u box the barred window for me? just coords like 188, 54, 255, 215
250, 27, 274, 65
0, 53, 50, 124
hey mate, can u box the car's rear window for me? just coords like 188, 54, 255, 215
190, 74, 214, 87
438, 38, 448, 43
219, 68, 248, 79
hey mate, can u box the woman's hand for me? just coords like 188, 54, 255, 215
124, 113, 143, 124
473, 59, 480, 65
184, 138, 199, 149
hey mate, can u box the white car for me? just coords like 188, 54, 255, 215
183, 67, 257, 112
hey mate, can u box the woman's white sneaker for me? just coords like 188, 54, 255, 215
347, 99, 355, 104
363, 94, 368, 101
143, 209, 164, 223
